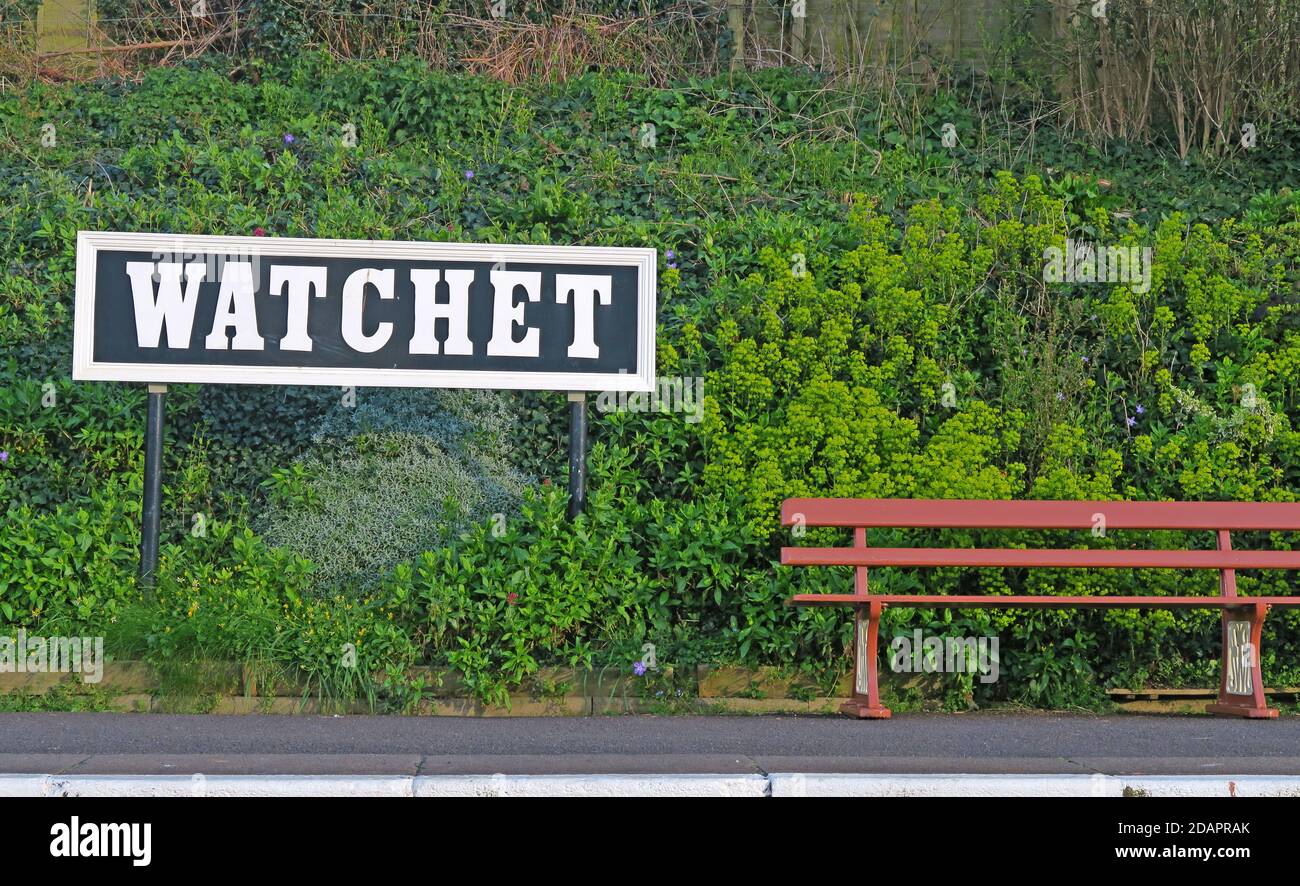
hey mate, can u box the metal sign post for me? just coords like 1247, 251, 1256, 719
139, 383, 167, 597
567, 391, 587, 518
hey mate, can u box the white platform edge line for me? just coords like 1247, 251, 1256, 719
0, 773, 769, 798
768, 773, 1300, 797
4, 773, 1300, 797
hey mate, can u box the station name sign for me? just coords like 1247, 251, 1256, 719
73, 232, 656, 391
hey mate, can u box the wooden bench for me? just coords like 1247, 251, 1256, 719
780, 499, 1300, 719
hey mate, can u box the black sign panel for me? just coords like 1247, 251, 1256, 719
73, 232, 656, 391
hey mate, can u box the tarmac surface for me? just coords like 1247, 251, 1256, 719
2, 711, 1299, 776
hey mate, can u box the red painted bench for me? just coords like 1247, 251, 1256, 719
780, 499, 1300, 719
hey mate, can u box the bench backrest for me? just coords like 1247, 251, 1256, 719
780, 499, 1300, 532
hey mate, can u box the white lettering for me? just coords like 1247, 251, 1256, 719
409, 268, 473, 356
269, 265, 327, 351
204, 262, 264, 350
341, 267, 395, 353
554, 273, 611, 359
485, 269, 540, 358
127, 261, 205, 348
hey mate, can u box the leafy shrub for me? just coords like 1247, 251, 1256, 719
140, 520, 422, 709
259, 430, 529, 594
385, 443, 774, 704
2, 58, 1298, 709
255, 387, 534, 592
0, 482, 138, 626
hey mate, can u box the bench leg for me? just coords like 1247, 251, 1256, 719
1206, 602, 1277, 719
841, 600, 891, 719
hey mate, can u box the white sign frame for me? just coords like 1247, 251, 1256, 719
73, 231, 657, 392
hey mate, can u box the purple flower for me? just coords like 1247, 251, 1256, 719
0, 450, 8, 464
632, 661, 647, 676
1082, 356, 1090, 364
666, 249, 676, 260
1126, 416, 1137, 428
464, 170, 475, 180
283, 133, 295, 144
1055, 392, 1065, 402
1135, 404, 1145, 415
667, 261, 677, 269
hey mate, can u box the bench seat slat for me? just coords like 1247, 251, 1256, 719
789, 594, 1300, 609
780, 547, 1300, 570
780, 498, 1300, 531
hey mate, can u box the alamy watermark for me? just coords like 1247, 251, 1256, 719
0, 630, 104, 683
594, 375, 704, 423
1043, 238, 1151, 294
890, 630, 999, 684
50, 817, 151, 866
148, 243, 263, 287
